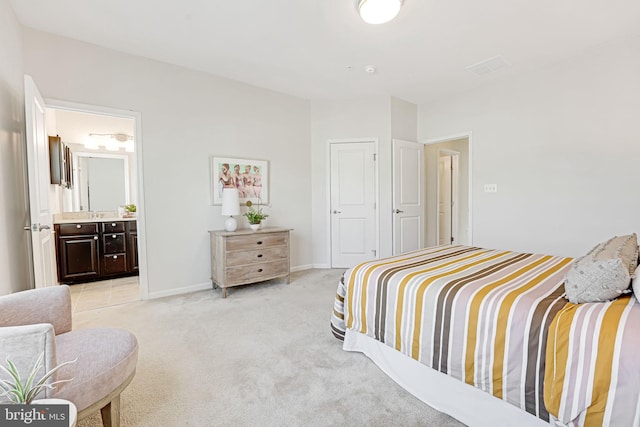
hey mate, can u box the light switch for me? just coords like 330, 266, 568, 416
484, 184, 498, 193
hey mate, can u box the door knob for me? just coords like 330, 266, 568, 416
394, 209, 405, 214
333, 210, 342, 214
38, 224, 50, 231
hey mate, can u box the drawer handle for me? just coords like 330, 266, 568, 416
258, 268, 263, 272
113, 255, 118, 260
76, 224, 81, 229
257, 254, 263, 258
257, 241, 263, 245
112, 223, 116, 227
94, 236, 98, 240
112, 235, 117, 238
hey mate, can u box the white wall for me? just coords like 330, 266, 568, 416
391, 97, 418, 142
22, 29, 312, 297
419, 34, 640, 257
310, 96, 417, 266
0, 0, 30, 294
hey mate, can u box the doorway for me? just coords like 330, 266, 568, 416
43, 100, 147, 309
424, 134, 472, 247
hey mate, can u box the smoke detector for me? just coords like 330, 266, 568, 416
364, 65, 377, 74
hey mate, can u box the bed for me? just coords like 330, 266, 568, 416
331, 244, 640, 427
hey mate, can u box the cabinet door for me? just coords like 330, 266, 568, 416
103, 233, 126, 254
128, 232, 139, 272
58, 235, 100, 282
103, 254, 128, 275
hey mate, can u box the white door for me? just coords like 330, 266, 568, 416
330, 142, 377, 268
392, 139, 424, 255
438, 151, 460, 245
438, 155, 452, 245
24, 75, 57, 288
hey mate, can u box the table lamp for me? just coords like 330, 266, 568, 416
221, 188, 240, 232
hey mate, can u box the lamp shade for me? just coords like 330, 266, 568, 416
358, 0, 402, 24
220, 188, 240, 216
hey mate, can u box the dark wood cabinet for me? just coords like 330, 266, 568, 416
57, 235, 100, 282
127, 221, 139, 273
55, 220, 139, 284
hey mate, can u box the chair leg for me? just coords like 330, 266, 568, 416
100, 395, 121, 427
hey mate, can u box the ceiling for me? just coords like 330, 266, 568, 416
10, 0, 640, 104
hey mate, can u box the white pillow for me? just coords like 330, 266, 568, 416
564, 234, 638, 304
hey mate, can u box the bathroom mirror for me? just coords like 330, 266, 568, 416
66, 152, 131, 212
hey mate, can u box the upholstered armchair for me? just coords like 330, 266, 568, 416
0, 285, 138, 427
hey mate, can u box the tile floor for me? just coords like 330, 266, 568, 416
68, 276, 140, 313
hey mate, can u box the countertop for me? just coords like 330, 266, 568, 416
53, 217, 137, 224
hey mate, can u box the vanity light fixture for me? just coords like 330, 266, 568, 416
83, 136, 100, 150
84, 133, 135, 152
358, 0, 403, 24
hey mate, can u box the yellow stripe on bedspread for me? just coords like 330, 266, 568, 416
544, 295, 639, 426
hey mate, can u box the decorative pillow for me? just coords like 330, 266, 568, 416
564, 234, 638, 304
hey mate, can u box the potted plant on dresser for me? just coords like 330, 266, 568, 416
243, 206, 269, 231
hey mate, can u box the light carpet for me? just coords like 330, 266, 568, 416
74, 269, 465, 427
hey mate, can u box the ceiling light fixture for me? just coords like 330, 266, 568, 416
358, 0, 403, 24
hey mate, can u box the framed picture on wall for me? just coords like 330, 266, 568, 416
211, 156, 269, 205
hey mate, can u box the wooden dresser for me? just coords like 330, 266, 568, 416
209, 227, 291, 298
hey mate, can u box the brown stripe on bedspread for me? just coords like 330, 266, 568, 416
373, 246, 479, 343
525, 287, 567, 420
432, 252, 533, 372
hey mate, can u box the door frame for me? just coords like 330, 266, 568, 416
437, 149, 460, 245
424, 132, 473, 245
326, 138, 380, 268
45, 99, 149, 300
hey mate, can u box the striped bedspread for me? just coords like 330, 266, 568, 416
330, 245, 640, 425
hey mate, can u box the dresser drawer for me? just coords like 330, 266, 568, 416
103, 233, 126, 254
226, 246, 288, 267
58, 222, 99, 236
226, 260, 289, 284
226, 232, 288, 251
102, 221, 126, 233
103, 254, 128, 274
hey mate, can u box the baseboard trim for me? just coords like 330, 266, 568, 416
147, 265, 326, 299
313, 263, 331, 269
147, 282, 212, 299
291, 264, 313, 272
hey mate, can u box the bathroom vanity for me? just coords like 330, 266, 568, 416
54, 217, 138, 284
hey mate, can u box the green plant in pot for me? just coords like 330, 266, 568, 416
243, 203, 268, 231
0, 352, 75, 404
